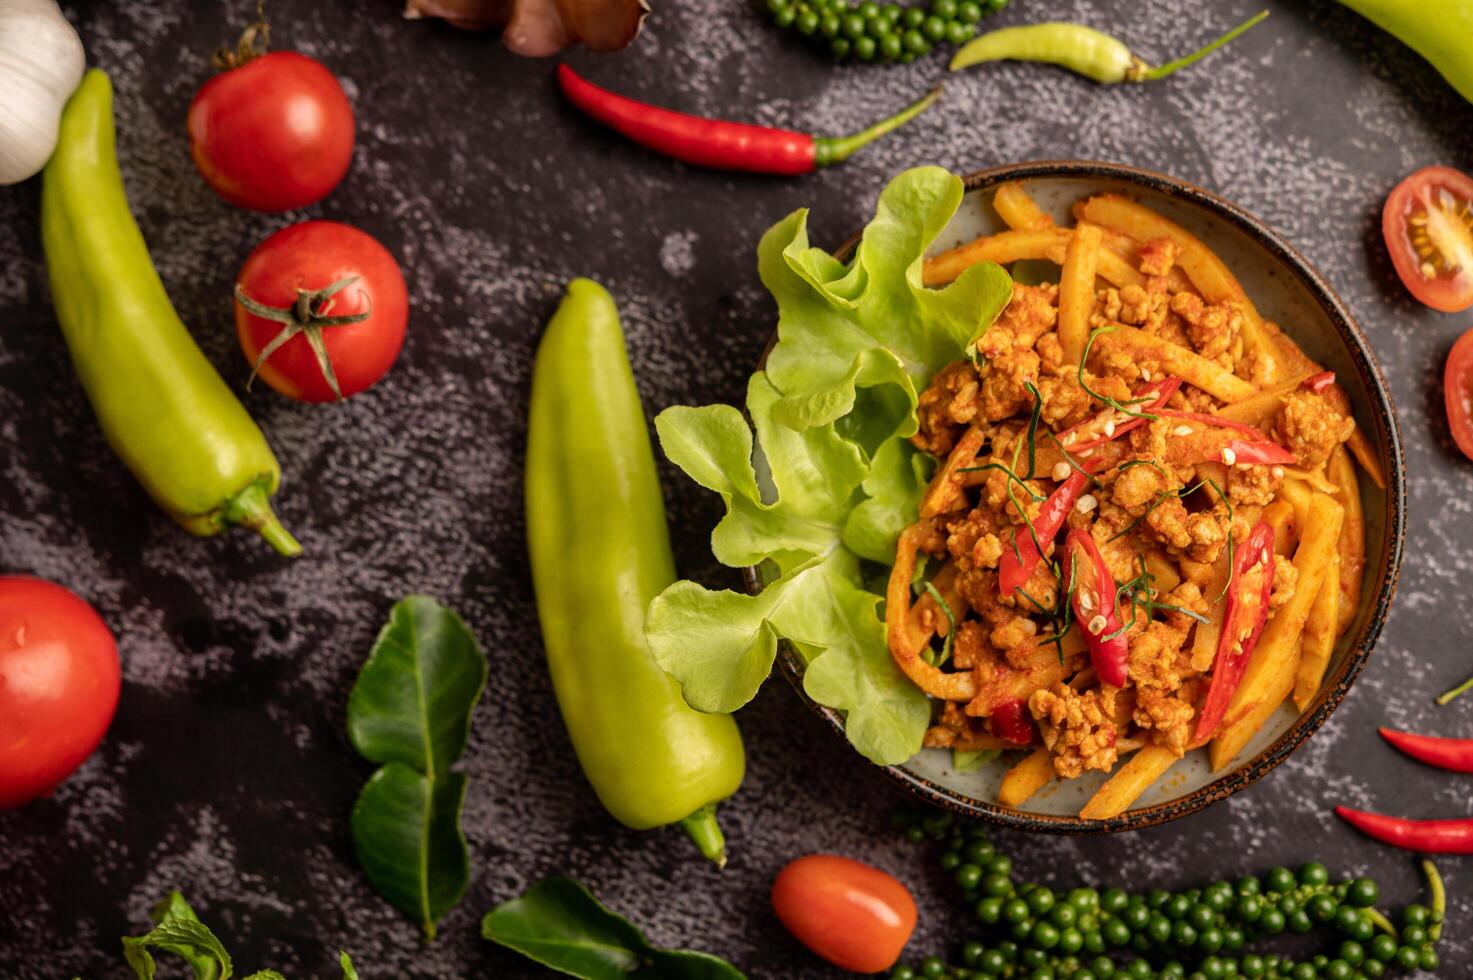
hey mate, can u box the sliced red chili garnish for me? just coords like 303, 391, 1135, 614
1057, 377, 1183, 453
1065, 529, 1129, 688
1154, 409, 1267, 439
1194, 521, 1276, 742
1220, 439, 1297, 467
990, 698, 1037, 745
1302, 371, 1336, 394
998, 467, 1092, 594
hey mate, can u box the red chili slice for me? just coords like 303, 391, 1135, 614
998, 468, 1092, 595
1194, 521, 1276, 742
1057, 377, 1183, 453
1065, 529, 1129, 688
1154, 409, 1268, 439
1221, 439, 1297, 467
990, 698, 1036, 745
1302, 371, 1336, 394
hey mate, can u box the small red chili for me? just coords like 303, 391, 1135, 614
1380, 728, 1473, 774
990, 698, 1036, 745
1194, 521, 1276, 742
1336, 806, 1473, 854
556, 64, 941, 175
1065, 528, 1129, 688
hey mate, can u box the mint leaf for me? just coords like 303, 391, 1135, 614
122, 917, 231, 980
482, 878, 746, 980
348, 596, 488, 940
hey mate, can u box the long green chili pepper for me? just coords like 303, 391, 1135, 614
1333, 0, 1473, 104
525, 279, 745, 867
950, 11, 1269, 82
41, 70, 299, 555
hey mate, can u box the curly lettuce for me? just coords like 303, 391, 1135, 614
646, 167, 1012, 765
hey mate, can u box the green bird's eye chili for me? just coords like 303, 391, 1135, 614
524, 278, 745, 866
557, 63, 940, 175
41, 70, 299, 555
950, 10, 1269, 82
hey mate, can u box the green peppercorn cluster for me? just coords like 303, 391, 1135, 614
890, 810, 1445, 980
765, 0, 1008, 63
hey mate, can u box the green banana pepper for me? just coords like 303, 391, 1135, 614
1335, 0, 1473, 104
42, 70, 299, 555
525, 278, 745, 866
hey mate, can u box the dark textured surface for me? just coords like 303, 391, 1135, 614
1, 1, 1471, 977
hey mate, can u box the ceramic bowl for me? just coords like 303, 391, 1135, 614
757, 161, 1407, 833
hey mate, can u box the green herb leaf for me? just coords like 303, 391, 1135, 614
348, 595, 488, 940
122, 896, 232, 980
647, 168, 1012, 766
482, 878, 746, 980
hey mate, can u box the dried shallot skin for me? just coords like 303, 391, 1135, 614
403, 0, 648, 55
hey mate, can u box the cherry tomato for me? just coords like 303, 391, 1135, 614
235, 220, 408, 403
1444, 326, 1473, 461
771, 854, 917, 973
188, 51, 355, 212
0, 577, 120, 811
1382, 166, 1473, 313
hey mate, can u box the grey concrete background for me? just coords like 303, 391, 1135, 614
1, 0, 1471, 976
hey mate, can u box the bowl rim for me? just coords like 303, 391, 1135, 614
752, 159, 1408, 834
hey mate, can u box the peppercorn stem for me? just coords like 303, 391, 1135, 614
679, 804, 728, 869
1138, 10, 1269, 81
224, 480, 302, 557
813, 86, 943, 168
1365, 907, 1398, 937
1423, 859, 1445, 940
1435, 673, 1473, 705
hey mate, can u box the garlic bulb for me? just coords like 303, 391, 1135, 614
0, 0, 85, 185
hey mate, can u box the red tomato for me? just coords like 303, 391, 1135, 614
0, 577, 120, 811
1444, 326, 1473, 461
188, 51, 354, 212
235, 220, 408, 403
1382, 166, 1473, 313
771, 854, 917, 973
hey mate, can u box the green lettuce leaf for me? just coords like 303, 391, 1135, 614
647, 167, 1012, 767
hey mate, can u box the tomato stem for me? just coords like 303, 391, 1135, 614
235, 278, 371, 402
212, 1, 270, 71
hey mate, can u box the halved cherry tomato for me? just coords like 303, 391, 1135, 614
1382, 166, 1473, 313
188, 50, 355, 212
772, 854, 917, 973
0, 577, 121, 810
1444, 326, 1473, 461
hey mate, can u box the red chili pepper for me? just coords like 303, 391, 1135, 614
991, 698, 1036, 745
1058, 377, 1183, 453
1335, 806, 1473, 854
998, 467, 1092, 595
557, 65, 941, 175
1221, 439, 1297, 466
1194, 521, 1276, 742
1380, 728, 1473, 774
1302, 370, 1336, 393
1065, 529, 1129, 688
1154, 409, 1267, 439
